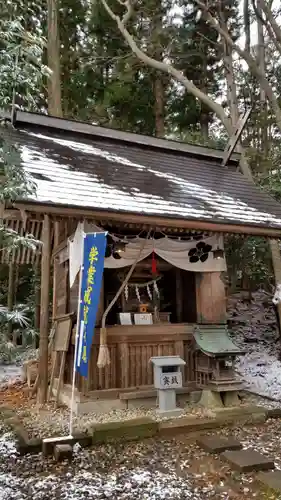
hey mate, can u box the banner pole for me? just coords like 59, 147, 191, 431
69, 234, 85, 437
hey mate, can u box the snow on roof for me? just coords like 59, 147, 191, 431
4, 113, 281, 230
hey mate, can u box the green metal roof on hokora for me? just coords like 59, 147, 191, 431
4, 111, 281, 230
193, 326, 245, 356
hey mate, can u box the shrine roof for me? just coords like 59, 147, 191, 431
2, 110, 281, 234
193, 326, 245, 357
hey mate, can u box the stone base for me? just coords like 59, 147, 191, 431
91, 417, 158, 444
222, 449, 275, 473
197, 435, 242, 454
127, 397, 156, 410
54, 444, 73, 462
43, 436, 74, 457
258, 470, 281, 492
215, 405, 267, 425
156, 408, 183, 418
76, 399, 126, 415
52, 381, 198, 414
199, 390, 224, 409
223, 391, 240, 407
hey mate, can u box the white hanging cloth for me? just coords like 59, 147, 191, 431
105, 234, 226, 272
68, 221, 104, 288
68, 221, 84, 288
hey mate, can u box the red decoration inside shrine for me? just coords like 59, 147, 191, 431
151, 251, 157, 275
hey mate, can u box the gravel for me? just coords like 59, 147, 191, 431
0, 385, 276, 440
3, 418, 281, 499
9, 390, 280, 440
15, 401, 215, 439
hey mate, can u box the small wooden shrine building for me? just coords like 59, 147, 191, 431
2, 110, 281, 410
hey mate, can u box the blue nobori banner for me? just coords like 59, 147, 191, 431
76, 232, 107, 378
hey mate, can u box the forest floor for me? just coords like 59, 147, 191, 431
229, 289, 281, 400
1, 418, 281, 499
1, 291, 281, 498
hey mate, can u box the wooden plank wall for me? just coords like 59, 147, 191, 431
196, 272, 226, 324
65, 324, 196, 392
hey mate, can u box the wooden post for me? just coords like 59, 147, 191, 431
38, 214, 51, 404
96, 277, 104, 326
7, 262, 15, 339
196, 272, 226, 324
52, 220, 60, 319
34, 259, 41, 332
175, 268, 183, 322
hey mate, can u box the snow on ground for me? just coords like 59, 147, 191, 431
0, 419, 270, 500
237, 351, 281, 400
229, 290, 281, 402
0, 348, 37, 388
5, 415, 281, 499
0, 422, 234, 500
0, 364, 22, 387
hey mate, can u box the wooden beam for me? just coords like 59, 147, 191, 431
38, 214, 51, 404
15, 202, 281, 238
222, 108, 252, 167
9, 109, 240, 162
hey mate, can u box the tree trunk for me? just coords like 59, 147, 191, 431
199, 57, 210, 141
153, 75, 165, 137
151, 1, 165, 138
257, 0, 269, 164
38, 214, 51, 404
47, 0, 63, 117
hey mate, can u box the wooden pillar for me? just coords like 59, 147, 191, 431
7, 262, 15, 338
96, 277, 104, 326
175, 268, 183, 322
38, 214, 51, 404
34, 259, 41, 332
52, 220, 60, 319
13, 265, 20, 344
196, 272, 226, 324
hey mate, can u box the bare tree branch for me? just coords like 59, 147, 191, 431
251, 0, 281, 55
99, 0, 233, 134
259, 0, 281, 49
194, 0, 281, 132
